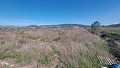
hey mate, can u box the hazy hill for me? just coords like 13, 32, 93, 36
0, 23, 120, 29
27, 24, 88, 28
108, 23, 120, 27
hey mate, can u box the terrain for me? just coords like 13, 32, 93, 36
99, 27, 120, 60
0, 25, 120, 68
0, 27, 111, 68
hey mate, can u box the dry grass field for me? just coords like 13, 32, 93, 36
99, 27, 120, 34
0, 28, 111, 68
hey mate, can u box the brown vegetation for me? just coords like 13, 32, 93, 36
0, 28, 111, 68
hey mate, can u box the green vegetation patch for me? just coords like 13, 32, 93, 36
11, 52, 31, 65
108, 30, 120, 35
0, 52, 31, 65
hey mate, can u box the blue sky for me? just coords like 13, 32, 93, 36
0, 0, 120, 26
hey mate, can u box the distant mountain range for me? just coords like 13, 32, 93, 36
27, 24, 88, 28
108, 23, 120, 27
0, 25, 19, 28
0, 23, 120, 29
0, 25, 26, 29
0, 24, 87, 29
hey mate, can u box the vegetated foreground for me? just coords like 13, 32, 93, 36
0, 28, 111, 68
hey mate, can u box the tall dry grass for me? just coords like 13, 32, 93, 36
0, 28, 111, 68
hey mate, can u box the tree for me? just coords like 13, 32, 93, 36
91, 21, 101, 34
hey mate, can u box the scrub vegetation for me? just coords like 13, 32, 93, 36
0, 28, 114, 68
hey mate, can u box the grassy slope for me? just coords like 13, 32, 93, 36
0, 28, 110, 68
99, 27, 120, 63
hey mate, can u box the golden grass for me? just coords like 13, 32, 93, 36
0, 28, 111, 67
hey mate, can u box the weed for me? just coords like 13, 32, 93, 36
1, 40, 5, 45
0, 52, 31, 65
11, 52, 31, 65
42, 55, 51, 65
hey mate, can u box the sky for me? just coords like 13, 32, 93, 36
0, 0, 120, 26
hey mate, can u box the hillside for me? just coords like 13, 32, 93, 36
27, 24, 87, 28
108, 23, 120, 27
0, 28, 111, 68
1, 23, 120, 29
